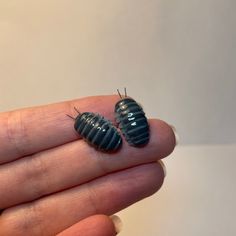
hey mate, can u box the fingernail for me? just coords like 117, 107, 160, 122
169, 125, 179, 146
158, 160, 167, 177
110, 215, 123, 234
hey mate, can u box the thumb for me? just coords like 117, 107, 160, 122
57, 214, 122, 236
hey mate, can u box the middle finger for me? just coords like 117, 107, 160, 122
0, 119, 175, 209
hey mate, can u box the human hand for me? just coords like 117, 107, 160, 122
0, 95, 176, 235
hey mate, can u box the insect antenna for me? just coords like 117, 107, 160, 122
66, 114, 76, 120
117, 89, 122, 99
74, 107, 81, 114
124, 87, 127, 97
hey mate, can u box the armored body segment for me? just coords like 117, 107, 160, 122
74, 112, 122, 151
115, 98, 149, 146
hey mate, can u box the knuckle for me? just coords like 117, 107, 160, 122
21, 203, 44, 235
6, 203, 45, 236
86, 178, 115, 214
25, 155, 50, 198
86, 183, 100, 214
6, 111, 29, 157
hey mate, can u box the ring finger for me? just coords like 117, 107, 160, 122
0, 163, 164, 236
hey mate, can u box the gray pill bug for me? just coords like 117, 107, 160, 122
115, 88, 150, 146
67, 107, 122, 152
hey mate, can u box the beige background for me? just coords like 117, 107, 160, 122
0, 1, 235, 235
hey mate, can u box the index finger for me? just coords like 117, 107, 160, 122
0, 95, 120, 164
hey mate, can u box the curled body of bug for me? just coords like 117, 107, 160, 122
68, 109, 122, 152
115, 89, 149, 146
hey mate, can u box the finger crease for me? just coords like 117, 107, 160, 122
86, 183, 101, 215
6, 111, 29, 157
26, 154, 50, 199
23, 203, 44, 236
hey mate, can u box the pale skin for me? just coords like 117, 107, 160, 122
0, 95, 176, 235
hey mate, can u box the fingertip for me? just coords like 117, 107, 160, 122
149, 119, 176, 159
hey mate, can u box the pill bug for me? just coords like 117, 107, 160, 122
67, 108, 122, 152
115, 89, 150, 146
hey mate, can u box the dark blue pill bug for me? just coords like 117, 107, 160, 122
68, 109, 122, 152
115, 90, 149, 146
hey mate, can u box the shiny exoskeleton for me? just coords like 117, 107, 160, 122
74, 112, 122, 152
115, 94, 149, 146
